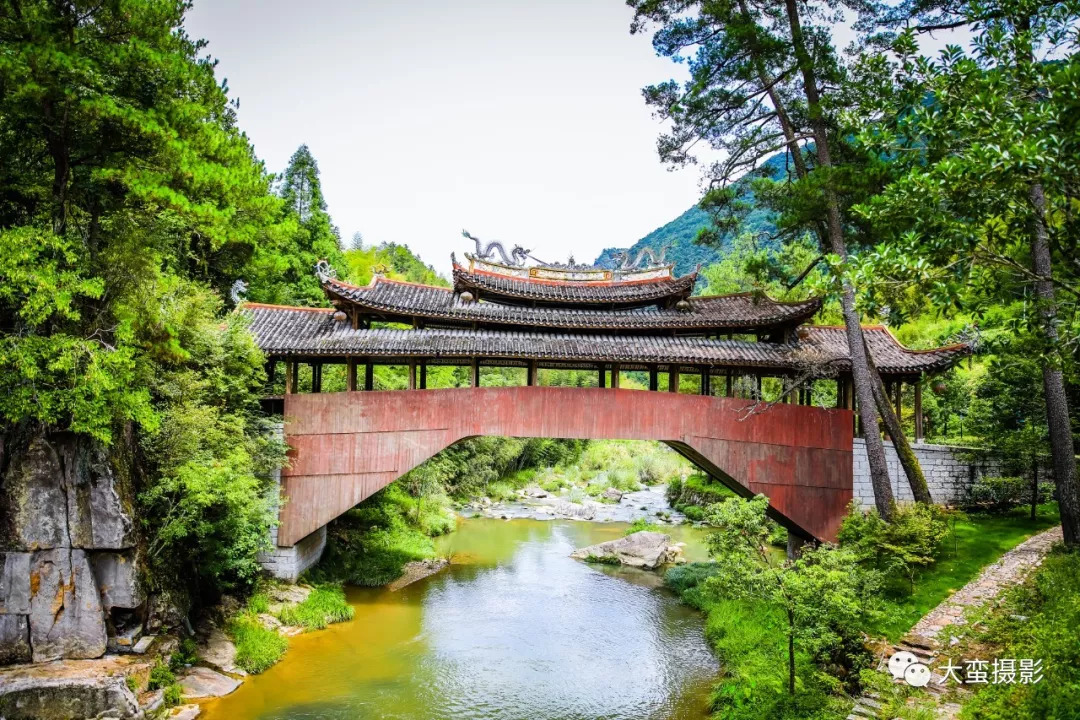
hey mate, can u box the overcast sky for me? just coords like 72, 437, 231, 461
185, 0, 705, 270
184, 2, 969, 273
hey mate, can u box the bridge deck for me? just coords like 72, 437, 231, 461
278, 387, 853, 546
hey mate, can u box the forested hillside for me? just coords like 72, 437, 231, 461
593, 150, 786, 276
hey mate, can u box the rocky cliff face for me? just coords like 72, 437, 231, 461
0, 431, 144, 664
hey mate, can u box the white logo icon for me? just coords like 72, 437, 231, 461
888, 651, 919, 680
904, 662, 932, 687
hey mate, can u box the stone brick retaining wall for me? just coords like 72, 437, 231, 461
853, 438, 999, 508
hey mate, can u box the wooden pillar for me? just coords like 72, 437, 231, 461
419, 360, 427, 390
347, 357, 357, 391
700, 367, 710, 396
894, 380, 903, 424
285, 361, 297, 394
611, 363, 620, 389
471, 358, 480, 388
914, 377, 924, 442
835, 378, 845, 408
407, 358, 416, 390
311, 362, 322, 393
266, 360, 276, 386
364, 361, 374, 391
725, 372, 733, 398
527, 360, 537, 387
598, 364, 606, 389
649, 366, 658, 391
755, 375, 763, 400
668, 366, 680, 393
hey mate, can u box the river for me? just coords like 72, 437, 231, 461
200, 516, 719, 720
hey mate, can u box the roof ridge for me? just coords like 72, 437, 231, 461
240, 302, 334, 313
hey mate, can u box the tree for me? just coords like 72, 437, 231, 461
851, 1, 1080, 546
628, 0, 929, 518
0, 0, 290, 594
704, 496, 880, 698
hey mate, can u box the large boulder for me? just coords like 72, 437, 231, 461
28, 549, 107, 662
0, 667, 141, 720
570, 531, 684, 570
178, 666, 241, 699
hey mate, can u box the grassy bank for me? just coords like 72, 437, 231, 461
870, 504, 1060, 640
665, 506, 1062, 719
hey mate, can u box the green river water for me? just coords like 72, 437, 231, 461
200, 517, 719, 720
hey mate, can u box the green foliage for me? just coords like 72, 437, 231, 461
170, 637, 199, 671
277, 585, 354, 630
148, 662, 176, 691
137, 281, 286, 594
964, 477, 1051, 514
306, 484, 442, 587
703, 496, 881, 706
625, 518, 664, 535
342, 241, 446, 287
837, 503, 950, 592
125, 675, 139, 693
667, 473, 735, 509
227, 614, 288, 674
959, 549, 1080, 720
163, 683, 183, 708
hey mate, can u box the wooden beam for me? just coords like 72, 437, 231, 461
407, 358, 416, 390
598, 364, 605, 389
312, 362, 322, 393
611, 363, 620, 389
700, 367, 710, 396
726, 373, 733, 398
364, 360, 374, 391
419, 360, 427, 390
285, 361, 296, 394
668, 366, 680, 393
914, 378, 924, 442
471, 357, 480, 388
649, 365, 658, 391
347, 357, 357, 391
527, 360, 537, 387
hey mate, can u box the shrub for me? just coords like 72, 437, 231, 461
163, 683, 184, 708
678, 504, 705, 522
228, 615, 288, 674
148, 661, 176, 691
246, 591, 270, 615
667, 473, 734, 508
837, 502, 950, 592
277, 585, 354, 630
963, 475, 1050, 513
625, 518, 664, 535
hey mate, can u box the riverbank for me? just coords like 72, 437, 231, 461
197, 517, 720, 720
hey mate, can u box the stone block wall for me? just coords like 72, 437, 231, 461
258, 524, 327, 582
852, 438, 999, 509
257, 423, 328, 581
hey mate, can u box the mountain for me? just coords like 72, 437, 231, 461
594, 151, 788, 276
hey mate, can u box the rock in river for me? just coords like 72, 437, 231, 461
570, 531, 685, 570
179, 666, 241, 699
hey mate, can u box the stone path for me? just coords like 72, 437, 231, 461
906, 526, 1063, 648
847, 525, 1062, 720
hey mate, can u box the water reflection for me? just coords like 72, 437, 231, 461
200, 518, 717, 720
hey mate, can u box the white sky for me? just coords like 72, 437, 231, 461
185, 1, 970, 272
185, 0, 702, 269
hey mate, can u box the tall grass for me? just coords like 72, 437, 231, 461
228, 615, 288, 674
278, 585, 354, 630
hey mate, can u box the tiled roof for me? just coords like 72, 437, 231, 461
242, 304, 969, 376
452, 264, 697, 307
321, 276, 821, 332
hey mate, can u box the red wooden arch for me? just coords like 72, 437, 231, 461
277, 387, 853, 546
